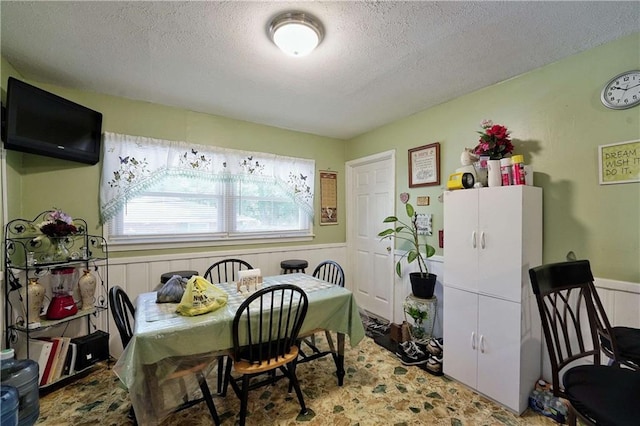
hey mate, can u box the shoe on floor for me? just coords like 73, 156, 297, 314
399, 341, 429, 366
426, 354, 443, 373
395, 340, 426, 358
426, 337, 443, 356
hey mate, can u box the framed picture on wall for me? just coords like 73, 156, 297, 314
409, 142, 440, 187
320, 171, 338, 225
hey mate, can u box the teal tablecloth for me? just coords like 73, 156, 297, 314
113, 273, 365, 425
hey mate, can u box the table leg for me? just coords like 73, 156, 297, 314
337, 333, 345, 386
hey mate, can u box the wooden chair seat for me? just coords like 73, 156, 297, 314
232, 346, 299, 375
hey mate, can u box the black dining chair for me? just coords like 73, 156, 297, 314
222, 284, 309, 426
203, 258, 254, 392
109, 286, 221, 425
204, 258, 253, 284
529, 260, 640, 426
297, 260, 345, 366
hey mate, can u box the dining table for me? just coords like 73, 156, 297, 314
113, 273, 366, 425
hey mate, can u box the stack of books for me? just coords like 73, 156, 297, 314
18, 337, 78, 386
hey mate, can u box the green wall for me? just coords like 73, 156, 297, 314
346, 33, 640, 283
3, 33, 639, 282
1, 72, 346, 258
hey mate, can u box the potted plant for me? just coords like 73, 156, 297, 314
378, 195, 437, 299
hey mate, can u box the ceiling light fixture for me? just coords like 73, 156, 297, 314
269, 12, 324, 57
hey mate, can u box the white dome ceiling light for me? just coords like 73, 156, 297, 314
269, 12, 324, 57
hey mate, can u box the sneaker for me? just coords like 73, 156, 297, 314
395, 340, 412, 358
395, 340, 426, 358
426, 337, 443, 356
426, 354, 443, 373
399, 341, 429, 366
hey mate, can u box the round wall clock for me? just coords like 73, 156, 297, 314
600, 70, 640, 110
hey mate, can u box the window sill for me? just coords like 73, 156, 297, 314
106, 234, 315, 252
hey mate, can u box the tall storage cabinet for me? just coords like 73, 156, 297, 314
443, 186, 542, 414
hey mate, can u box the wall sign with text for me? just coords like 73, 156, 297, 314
409, 143, 440, 187
598, 140, 640, 185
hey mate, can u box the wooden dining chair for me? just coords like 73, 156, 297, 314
203, 258, 254, 393
204, 258, 253, 284
109, 286, 221, 425
529, 260, 640, 426
297, 260, 345, 366
222, 284, 309, 426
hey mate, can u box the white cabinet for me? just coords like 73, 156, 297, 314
443, 186, 542, 414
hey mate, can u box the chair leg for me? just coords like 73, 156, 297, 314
325, 330, 336, 353
196, 371, 220, 426
239, 375, 251, 426
216, 355, 224, 394
567, 405, 577, 426
286, 361, 308, 415
221, 356, 233, 397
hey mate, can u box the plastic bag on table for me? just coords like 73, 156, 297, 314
156, 275, 187, 303
176, 275, 228, 316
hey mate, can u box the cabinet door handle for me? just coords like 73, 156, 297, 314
479, 334, 485, 353
471, 231, 477, 249
480, 232, 486, 249
471, 331, 476, 350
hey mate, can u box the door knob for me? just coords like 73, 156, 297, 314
386, 246, 392, 253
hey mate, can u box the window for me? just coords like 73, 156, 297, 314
100, 133, 315, 247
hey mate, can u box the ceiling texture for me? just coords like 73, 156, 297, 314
1, 1, 639, 140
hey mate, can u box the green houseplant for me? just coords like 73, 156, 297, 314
378, 197, 437, 299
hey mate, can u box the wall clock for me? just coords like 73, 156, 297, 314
600, 70, 640, 110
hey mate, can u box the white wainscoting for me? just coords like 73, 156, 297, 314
106, 243, 346, 357
391, 254, 444, 339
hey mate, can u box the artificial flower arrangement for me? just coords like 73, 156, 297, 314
473, 119, 514, 160
38, 209, 78, 238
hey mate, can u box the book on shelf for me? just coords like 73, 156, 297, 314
63, 342, 78, 376
40, 337, 61, 386
15, 338, 54, 385
51, 337, 71, 382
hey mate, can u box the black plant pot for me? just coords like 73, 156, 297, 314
409, 272, 437, 299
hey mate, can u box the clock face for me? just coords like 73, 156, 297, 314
601, 70, 640, 110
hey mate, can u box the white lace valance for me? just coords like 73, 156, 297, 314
99, 132, 315, 223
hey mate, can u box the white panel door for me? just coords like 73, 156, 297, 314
347, 151, 395, 320
442, 286, 479, 388
443, 189, 479, 292
476, 295, 522, 412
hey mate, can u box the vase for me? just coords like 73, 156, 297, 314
20, 278, 45, 325
487, 159, 502, 187
49, 237, 70, 262
473, 161, 488, 187
78, 269, 97, 310
409, 272, 437, 299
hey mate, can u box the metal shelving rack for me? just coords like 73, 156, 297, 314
3, 210, 109, 388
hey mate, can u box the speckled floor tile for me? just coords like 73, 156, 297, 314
37, 336, 558, 425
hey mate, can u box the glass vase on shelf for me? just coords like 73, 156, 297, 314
49, 237, 71, 262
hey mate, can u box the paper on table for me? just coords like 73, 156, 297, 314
237, 269, 262, 293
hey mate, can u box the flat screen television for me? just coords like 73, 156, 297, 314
4, 77, 102, 165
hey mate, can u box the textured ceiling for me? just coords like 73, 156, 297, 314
1, 1, 639, 139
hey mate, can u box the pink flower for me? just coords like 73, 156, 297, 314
473, 120, 514, 160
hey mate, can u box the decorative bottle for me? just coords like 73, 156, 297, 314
78, 270, 97, 310
20, 278, 45, 326
511, 155, 526, 185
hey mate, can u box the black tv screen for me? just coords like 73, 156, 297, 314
4, 77, 102, 165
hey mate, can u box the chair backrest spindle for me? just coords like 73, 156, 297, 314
231, 284, 308, 366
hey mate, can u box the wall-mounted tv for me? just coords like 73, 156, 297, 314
4, 77, 103, 165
